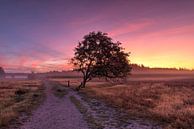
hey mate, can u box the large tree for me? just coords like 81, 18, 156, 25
71, 32, 131, 90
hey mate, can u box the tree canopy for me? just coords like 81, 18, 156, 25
71, 31, 131, 90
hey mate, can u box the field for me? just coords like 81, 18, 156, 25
0, 80, 44, 127
52, 74, 194, 129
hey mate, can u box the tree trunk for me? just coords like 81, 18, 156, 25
82, 79, 87, 88
76, 78, 87, 91
76, 83, 82, 91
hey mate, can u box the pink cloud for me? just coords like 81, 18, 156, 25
109, 19, 155, 37
134, 23, 194, 39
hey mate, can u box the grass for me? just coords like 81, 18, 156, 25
0, 80, 44, 127
53, 78, 194, 128
51, 77, 194, 129
81, 81, 194, 129
69, 95, 103, 129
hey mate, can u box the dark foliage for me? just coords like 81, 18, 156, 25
71, 31, 131, 90
0, 67, 5, 78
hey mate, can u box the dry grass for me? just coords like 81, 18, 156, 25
82, 81, 194, 129
51, 83, 68, 98
54, 78, 194, 129
69, 96, 103, 129
0, 80, 44, 127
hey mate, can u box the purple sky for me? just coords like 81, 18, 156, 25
1, 0, 194, 72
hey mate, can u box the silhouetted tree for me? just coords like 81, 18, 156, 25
71, 32, 131, 90
0, 67, 5, 78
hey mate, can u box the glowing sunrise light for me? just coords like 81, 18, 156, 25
0, 0, 194, 72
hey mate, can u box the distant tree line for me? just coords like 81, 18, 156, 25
131, 64, 192, 72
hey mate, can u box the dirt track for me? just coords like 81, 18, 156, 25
15, 80, 161, 129
19, 81, 89, 129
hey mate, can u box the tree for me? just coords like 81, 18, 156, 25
71, 31, 131, 90
0, 67, 5, 78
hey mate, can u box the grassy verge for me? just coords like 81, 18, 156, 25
0, 80, 45, 128
69, 95, 103, 129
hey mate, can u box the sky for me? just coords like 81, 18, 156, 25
0, 0, 194, 72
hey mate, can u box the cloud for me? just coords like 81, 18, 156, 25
2, 57, 72, 73
33, 57, 72, 72
142, 23, 194, 38
109, 19, 155, 37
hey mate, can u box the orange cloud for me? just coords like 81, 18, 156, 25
121, 23, 194, 69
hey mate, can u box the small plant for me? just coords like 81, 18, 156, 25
52, 86, 67, 98
14, 89, 28, 102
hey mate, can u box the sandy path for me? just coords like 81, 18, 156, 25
19, 81, 89, 129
